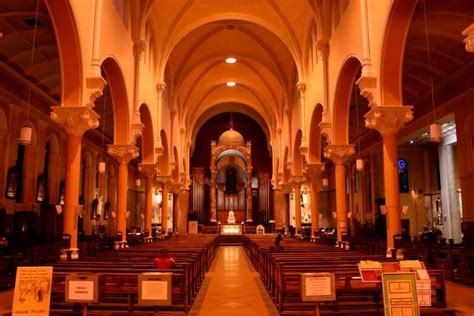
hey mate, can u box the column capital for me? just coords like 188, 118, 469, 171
462, 23, 474, 53
107, 144, 139, 164
156, 82, 166, 96
364, 105, 413, 135
324, 144, 355, 164
156, 175, 171, 186
138, 163, 158, 179
133, 40, 147, 60
280, 183, 293, 194
291, 175, 306, 187
50, 106, 100, 135
304, 163, 325, 180
296, 82, 306, 94
316, 40, 330, 62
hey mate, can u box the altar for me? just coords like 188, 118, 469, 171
220, 224, 243, 235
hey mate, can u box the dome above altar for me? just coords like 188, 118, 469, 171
217, 128, 245, 147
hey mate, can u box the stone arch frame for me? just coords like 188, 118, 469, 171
309, 103, 324, 163
332, 57, 362, 144
45, 0, 83, 107
44, 133, 61, 204
139, 103, 154, 164
379, 0, 418, 106
101, 58, 130, 145
160, 130, 170, 175
293, 129, 304, 176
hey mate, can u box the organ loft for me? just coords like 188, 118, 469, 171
0, 0, 473, 315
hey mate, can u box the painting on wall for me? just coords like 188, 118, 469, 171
5, 167, 18, 200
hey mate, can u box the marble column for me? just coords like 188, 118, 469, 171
305, 164, 325, 236
50, 106, 100, 259
139, 163, 157, 237
107, 145, 139, 245
365, 105, 413, 252
292, 176, 305, 233
324, 144, 355, 242
246, 165, 253, 222
156, 176, 171, 233
210, 166, 217, 223
273, 187, 285, 229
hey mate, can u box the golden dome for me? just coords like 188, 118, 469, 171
217, 128, 244, 146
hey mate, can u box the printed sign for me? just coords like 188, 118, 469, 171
138, 272, 172, 306
300, 273, 336, 302
65, 274, 100, 303
12, 266, 53, 316
382, 273, 420, 316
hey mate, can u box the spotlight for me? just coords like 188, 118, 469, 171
226, 81, 236, 87
225, 57, 237, 64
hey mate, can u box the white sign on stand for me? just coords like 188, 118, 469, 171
65, 274, 100, 303
138, 272, 172, 306
300, 273, 336, 316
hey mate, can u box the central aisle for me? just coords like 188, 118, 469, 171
189, 246, 278, 316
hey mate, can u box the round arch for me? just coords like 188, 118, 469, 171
333, 57, 362, 144
139, 104, 154, 164
101, 58, 130, 145
45, 0, 82, 107
309, 103, 323, 163
380, 0, 418, 105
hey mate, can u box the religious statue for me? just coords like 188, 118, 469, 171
227, 210, 236, 224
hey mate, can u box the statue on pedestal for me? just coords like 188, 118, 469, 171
227, 210, 236, 224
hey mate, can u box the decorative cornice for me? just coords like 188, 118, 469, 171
364, 105, 413, 135
462, 24, 474, 53
356, 75, 377, 107
50, 106, 100, 136
85, 75, 107, 108
107, 144, 139, 164
324, 144, 355, 164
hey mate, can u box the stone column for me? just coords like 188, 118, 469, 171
305, 164, 325, 237
324, 144, 355, 242
273, 187, 285, 229
139, 164, 157, 239
292, 176, 305, 233
107, 145, 138, 246
210, 166, 217, 223
156, 176, 171, 233
50, 106, 100, 259
246, 165, 253, 222
365, 105, 413, 252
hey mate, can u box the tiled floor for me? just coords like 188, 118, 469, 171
189, 246, 278, 316
446, 281, 474, 315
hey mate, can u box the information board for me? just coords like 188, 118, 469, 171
65, 274, 100, 303
138, 272, 172, 306
382, 273, 420, 316
300, 272, 336, 302
12, 266, 53, 316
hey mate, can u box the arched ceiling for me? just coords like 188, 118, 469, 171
151, 0, 317, 133
402, 0, 474, 119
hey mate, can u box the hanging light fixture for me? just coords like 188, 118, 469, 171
354, 83, 364, 171
98, 85, 108, 173
422, 0, 441, 142
20, 0, 41, 145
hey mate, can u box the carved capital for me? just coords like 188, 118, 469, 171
324, 144, 355, 164
85, 75, 107, 108
156, 82, 166, 97
291, 175, 306, 187
50, 106, 100, 135
156, 176, 171, 186
356, 75, 377, 107
139, 163, 158, 179
305, 163, 325, 180
280, 183, 294, 194
462, 24, 474, 53
296, 82, 306, 95
316, 40, 330, 62
364, 105, 413, 135
107, 144, 139, 164
133, 40, 147, 60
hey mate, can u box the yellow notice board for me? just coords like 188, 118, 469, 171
382, 273, 420, 316
12, 266, 53, 316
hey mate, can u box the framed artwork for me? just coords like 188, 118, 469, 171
59, 180, 65, 205
36, 174, 46, 203
5, 167, 18, 200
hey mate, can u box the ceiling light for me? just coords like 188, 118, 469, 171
226, 81, 236, 87
225, 57, 237, 64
